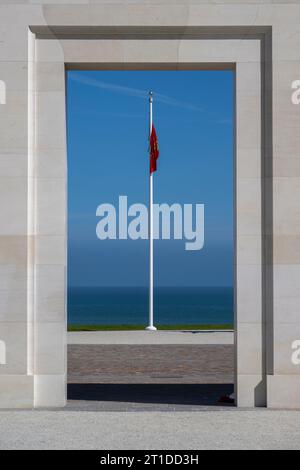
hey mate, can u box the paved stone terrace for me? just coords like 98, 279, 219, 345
67, 344, 234, 410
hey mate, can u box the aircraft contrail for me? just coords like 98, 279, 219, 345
69, 72, 204, 113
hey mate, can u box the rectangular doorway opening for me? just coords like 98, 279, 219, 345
66, 69, 234, 410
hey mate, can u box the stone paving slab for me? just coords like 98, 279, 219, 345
68, 345, 234, 382
68, 330, 234, 345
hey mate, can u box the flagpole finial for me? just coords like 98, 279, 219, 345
149, 90, 153, 102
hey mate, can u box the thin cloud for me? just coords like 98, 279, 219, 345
69, 72, 204, 113
154, 93, 204, 112
72, 106, 145, 119
213, 118, 232, 125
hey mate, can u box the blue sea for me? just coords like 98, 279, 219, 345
68, 286, 233, 325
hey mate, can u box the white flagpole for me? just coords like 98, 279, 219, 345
146, 91, 157, 331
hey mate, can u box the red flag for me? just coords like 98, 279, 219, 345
149, 125, 159, 174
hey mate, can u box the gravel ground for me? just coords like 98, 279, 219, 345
1, 409, 300, 450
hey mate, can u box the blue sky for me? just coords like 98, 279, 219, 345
67, 70, 233, 287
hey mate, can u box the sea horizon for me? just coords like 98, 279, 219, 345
68, 285, 234, 326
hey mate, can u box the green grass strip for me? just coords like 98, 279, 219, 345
68, 323, 234, 332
